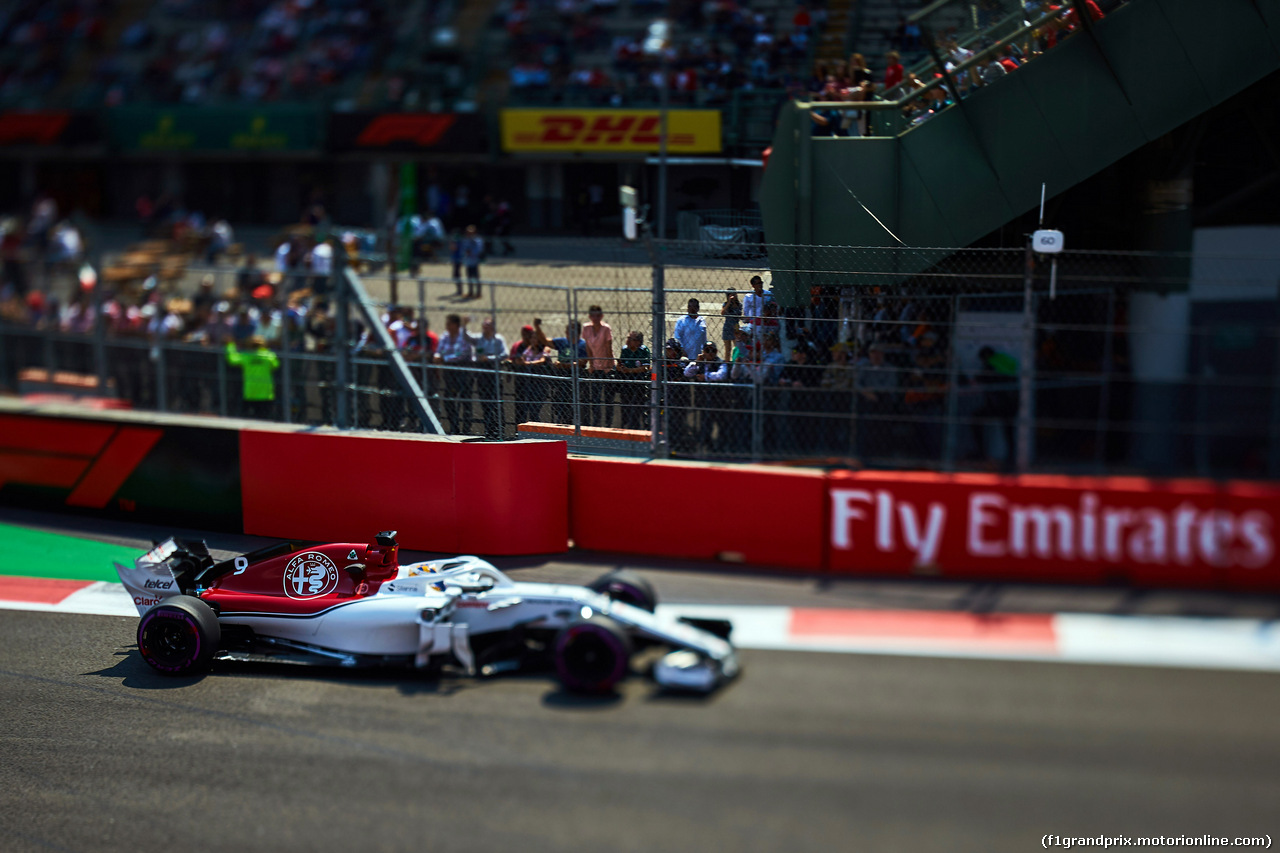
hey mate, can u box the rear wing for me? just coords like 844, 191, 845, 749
114, 538, 186, 616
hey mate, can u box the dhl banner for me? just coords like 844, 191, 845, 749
501, 109, 721, 153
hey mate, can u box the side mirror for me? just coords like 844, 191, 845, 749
375, 530, 398, 547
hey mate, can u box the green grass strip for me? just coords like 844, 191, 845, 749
0, 522, 141, 582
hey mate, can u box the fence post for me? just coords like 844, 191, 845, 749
570, 288, 581, 436
217, 351, 228, 417
942, 292, 961, 470
154, 339, 168, 413
490, 282, 502, 439
418, 277, 429, 419
1017, 242, 1035, 473
280, 329, 292, 424
1270, 322, 1280, 478
333, 253, 350, 430
751, 380, 763, 462
651, 260, 668, 458
42, 319, 55, 374
1095, 287, 1116, 473
92, 269, 107, 392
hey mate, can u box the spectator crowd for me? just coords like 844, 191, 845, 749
1, 250, 1026, 468
503, 0, 822, 105
807, 0, 1115, 136
1, 0, 462, 109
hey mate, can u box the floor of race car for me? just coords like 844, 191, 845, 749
1, 507, 1278, 852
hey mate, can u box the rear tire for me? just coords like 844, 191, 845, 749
137, 595, 220, 675
553, 614, 632, 694
588, 570, 657, 612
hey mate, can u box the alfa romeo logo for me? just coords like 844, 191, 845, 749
283, 552, 340, 600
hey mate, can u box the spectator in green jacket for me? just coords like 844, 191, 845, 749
226, 336, 280, 420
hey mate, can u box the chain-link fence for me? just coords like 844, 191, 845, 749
4, 240, 1279, 480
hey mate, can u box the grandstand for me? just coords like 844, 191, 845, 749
481, 0, 821, 106
1, 0, 477, 110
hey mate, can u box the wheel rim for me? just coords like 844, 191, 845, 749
141, 614, 199, 668
560, 627, 623, 687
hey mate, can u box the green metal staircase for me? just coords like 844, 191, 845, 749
761, 0, 1280, 258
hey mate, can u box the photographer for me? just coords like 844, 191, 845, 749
684, 342, 730, 454
720, 287, 742, 361
662, 338, 692, 454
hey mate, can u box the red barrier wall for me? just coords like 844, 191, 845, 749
13, 403, 1280, 591
0, 405, 243, 529
827, 470, 1280, 590
568, 457, 827, 570
240, 430, 568, 555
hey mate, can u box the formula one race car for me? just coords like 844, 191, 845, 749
114, 532, 738, 694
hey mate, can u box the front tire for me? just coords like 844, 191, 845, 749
137, 595, 220, 675
553, 614, 632, 694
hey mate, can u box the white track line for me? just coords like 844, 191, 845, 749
3, 582, 1279, 674
659, 604, 1280, 674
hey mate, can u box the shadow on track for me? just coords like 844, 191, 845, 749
86, 649, 210, 689
94, 645, 723, 709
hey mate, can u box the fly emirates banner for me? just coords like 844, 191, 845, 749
827, 472, 1280, 589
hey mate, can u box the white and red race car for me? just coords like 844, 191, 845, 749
114, 532, 738, 694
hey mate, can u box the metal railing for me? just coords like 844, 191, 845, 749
799, 0, 1117, 138
5, 239, 1280, 480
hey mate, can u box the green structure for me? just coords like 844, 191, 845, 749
760, 0, 1280, 304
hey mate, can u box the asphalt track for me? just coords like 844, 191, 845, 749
2, 509, 1279, 853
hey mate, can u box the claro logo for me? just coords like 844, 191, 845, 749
831, 489, 1275, 569
512, 115, 694, 147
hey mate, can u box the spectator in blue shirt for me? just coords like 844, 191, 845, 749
756, 333, 787, 385
673, 298, 707, 360
462, 225, 484, 299
550, 320, 587, 424
471, 317, 508, 439
449, 231, 464, 296
434, 313, 477, 432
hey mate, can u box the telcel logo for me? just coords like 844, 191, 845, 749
144, 578, 173, 590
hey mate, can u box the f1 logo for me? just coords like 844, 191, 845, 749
355, 115, 457, 148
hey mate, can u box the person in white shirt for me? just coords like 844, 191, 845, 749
741, 274, 773, 336
672, 298, 706, 360
302, 238, 333, 294
274, 239, 291, 273
387, 308, 415, 351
